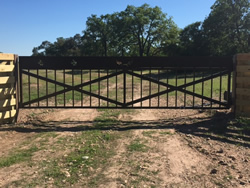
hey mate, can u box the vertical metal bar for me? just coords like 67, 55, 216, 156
72, 69, 74, 107
158, 69, 160, 107
149, 68, 152, 107
219, 68, 222, 108
184, 69, 187, 108
132, 70, 134, 107
211, 68, 213, 108
46, 69, 48, 107
123, 69, 126, 107
55, 70, 57, 107
141, 69, 143, 107
89, 69, 92, 107
98, 69, 101, 107
227, 70, 231, 108
63, 69, 66, 107
175, 69, 178, 107
28, 69, 31, 107
116, 69, 118, 107
81, 69, 83, 107
202, 70, 204, 108
107, 69, 109, 107
37, 69, 39, 107
193, 67, 196, 108
167, 69, 169, 107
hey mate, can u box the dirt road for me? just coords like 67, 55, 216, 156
0, 108, 249, 188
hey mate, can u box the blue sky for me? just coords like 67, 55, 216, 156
1, 0, 216, 56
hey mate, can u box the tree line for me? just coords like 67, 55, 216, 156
32, 0, 250, 57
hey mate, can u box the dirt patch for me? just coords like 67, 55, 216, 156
0, 107, 249, 187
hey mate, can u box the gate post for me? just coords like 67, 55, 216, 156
0, 53, 18, 124
234, 53, 250, 117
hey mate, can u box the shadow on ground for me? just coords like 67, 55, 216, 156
1, 112, 250, 148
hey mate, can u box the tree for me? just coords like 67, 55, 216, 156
179, 22, 209, 56
32, 34, 83, 56
202, 0, 250, 55
120, 4, 178, 56
83, 14, 112, 56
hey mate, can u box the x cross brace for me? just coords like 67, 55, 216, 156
21, 69, 230, 107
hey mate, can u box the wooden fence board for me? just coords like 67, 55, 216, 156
0, 54, 15, 61
236, 77, 250, 84
236, 99, 250, 106
0, 76, 15, 84
236, 81, 250, 88
236, 105, 250, 112
0, 61, 9, 65
236, 88, 250, 96
237, 54, 250, 61
0, 98, 16, 107
0, 110, 16, 119
237, 65, 250, 73
0, 65, 15, 72
0, 106, 12, 112
0, 119, 15, 124
0, 94, 15, 100
0, 88, 15, 95
237, 72, 250, 77
237, 60, 250, 65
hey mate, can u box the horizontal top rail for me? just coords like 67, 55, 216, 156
19, 56, 234, 70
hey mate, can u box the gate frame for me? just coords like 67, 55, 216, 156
17, 56, 234, 110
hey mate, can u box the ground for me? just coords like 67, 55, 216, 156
0, 107, 249, 188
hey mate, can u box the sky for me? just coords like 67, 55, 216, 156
1, 0, 216, 56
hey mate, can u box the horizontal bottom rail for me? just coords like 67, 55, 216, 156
19, 106, 230, 110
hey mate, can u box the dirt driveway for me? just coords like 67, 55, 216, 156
0, 108, 249, 188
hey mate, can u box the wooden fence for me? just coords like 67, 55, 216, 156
234, 53, 250, 117
0, 53, 17, 124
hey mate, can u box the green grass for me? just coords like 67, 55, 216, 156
236, 117, 250, 133
142, 131, 157, 138
0, 146, 39, 168
159, 131, 175, 135
128, 139, 149, 152
38, 130, 118, 187
0, 131, 59, 169
94, 109, 120, 127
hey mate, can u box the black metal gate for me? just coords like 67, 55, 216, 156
18, 56, 233, 109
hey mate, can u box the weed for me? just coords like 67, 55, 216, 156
42, 160, 66, 186
159, 131, 174, 135
128, 139, 149, 152
0, 146, 39, 168
236, 117, 250, 134
94, 109, 120, 127
43, 130, 118, 185
214, 180, 224, 187
223, 175, 233, 181
142, 131, 157, 138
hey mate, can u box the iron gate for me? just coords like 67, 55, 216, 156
18, 56, 233, 109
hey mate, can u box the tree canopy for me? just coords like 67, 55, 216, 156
203, 0, 250, 55
33, 1, 250, 57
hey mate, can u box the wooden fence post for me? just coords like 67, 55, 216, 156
234, 53, 250, 117
0, 53, 18, 124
